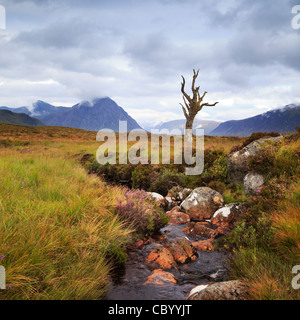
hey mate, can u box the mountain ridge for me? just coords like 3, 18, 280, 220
0, 109, 45, 127
210, 104, 300, 137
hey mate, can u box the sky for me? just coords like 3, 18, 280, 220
0, 0, 300, 126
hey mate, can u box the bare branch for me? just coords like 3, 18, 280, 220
181, 75, 192, 104
180, 103, 188, 120
201, 101, 219, 107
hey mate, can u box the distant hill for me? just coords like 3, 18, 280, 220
0, 110, 45, 127
40, 97, 142, 132
0, 101, 68, 118
210, 104, 300, 137
144, 119, 221, 135
0, 106, 31, 115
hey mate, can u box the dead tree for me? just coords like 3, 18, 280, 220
180, 69, 218, 130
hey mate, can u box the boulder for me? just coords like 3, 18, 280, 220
180, 187, 224, 220
211, 203, 247, 228
146, 247, 177, 270
187, 280, 249, 300
183, 222, 219, 239
227, 136, 282, 184
243, 172, 264, 195
143, 269, 178, 285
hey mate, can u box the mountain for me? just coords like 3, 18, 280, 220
0, 106, 31, 115
0, 101, 68, 118
0, 110, 45, 127
144, 119, 221, 135
210, 104, 300, 137
40, 97, 142, 131
31, 101, 69, 118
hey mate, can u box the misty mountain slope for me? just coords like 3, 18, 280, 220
0, 101, 68, 118
40, 97, 142, 131
0, 106, 32, 115
143, 119, 221, 135
31, 101, 69, 118
210, 104, 300, 137
0, 110, 45, 127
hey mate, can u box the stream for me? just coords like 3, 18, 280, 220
105, 224, 228, 300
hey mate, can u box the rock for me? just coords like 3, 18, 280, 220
227, 136, 282, 184
180, 187, 224, 220
178, 188, 192, 201
176, 237, 198, 261
164, 241, 189, 264
192, 239, 215, 251
243, 172, 264, 195
143, 269, 178, 285
166, 207, 190, 225
146, 247, 177, 270
183, 222, 219, 239
147, 192, 168, 208
211, 203, 247, 228
187, 280, 249, 300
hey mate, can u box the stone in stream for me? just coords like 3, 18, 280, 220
146, 247, 177, 270
183, 222, 219, 239
180, 187, 224, 220
146, 237, 198, 269
143, 269, 178, 285
192, 239, 215, 251
166, 206, 190, 225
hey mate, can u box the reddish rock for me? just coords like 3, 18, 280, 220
146, 247, 177, 269
166, 210, 190, 225
143, 269, 178, 285
177, 237, 198, 261
192, 239, 215, 251
183, 222, 219, 239
164, 241, 189, 264
211, 203, 246, 228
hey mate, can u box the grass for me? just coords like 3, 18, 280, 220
224, 133, 300, 300
0, 141, 133, 299
0, 124, 298, 300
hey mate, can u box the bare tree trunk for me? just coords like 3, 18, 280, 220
180, 69, 218, 131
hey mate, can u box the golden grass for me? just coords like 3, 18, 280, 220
0, 143, 133, 299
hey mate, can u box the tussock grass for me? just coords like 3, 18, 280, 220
0, 145, 133, 300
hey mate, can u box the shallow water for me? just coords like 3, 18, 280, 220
105, 224, 228, 300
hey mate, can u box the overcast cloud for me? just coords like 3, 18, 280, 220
0, 0, 299, 125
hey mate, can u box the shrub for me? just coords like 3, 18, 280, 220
115, 189, 169, 236
149, 168, 187, 196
